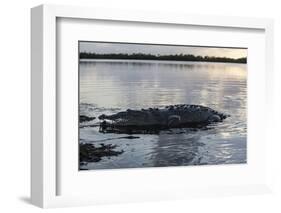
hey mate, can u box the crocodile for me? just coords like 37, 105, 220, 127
98, 104, 229, 133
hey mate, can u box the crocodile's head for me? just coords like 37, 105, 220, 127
98, 111, 128, 121
98, 114, 107, 120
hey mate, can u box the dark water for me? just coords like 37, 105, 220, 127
79, 59, 247, 170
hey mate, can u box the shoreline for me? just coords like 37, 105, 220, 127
79, 58, 247, 64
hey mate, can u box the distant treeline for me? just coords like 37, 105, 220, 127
79, 52, 247, 64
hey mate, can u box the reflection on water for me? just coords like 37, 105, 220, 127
79, 59, 247, 170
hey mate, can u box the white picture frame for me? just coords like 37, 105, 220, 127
31, 4, 274, 208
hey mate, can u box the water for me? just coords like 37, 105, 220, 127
79, 59, 247, 170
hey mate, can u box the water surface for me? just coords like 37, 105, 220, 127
79, 59, 247, 170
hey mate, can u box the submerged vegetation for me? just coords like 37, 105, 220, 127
80, 52, 247, 64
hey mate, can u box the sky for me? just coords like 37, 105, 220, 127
79, 41, 247, 59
